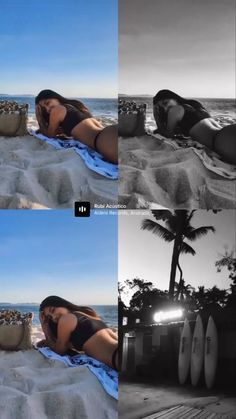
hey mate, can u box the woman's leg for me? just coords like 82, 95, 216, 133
213, 124, 236, 165
95, 124, 118, 164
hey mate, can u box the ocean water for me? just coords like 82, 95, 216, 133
0, 304, 117, 328
0, 95, 118, 120
120, 96, 236, 129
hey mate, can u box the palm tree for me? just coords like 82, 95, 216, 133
215, 249, 236, 285
192, 286, 208, 310
174, 278, 194, 302
129, 288, 169, 323
205, 286, 228, 307
141, 210, 215, 300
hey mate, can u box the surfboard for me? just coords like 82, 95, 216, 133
204, 315, 218, 389
121, 334, 129, 372
178, 318, 192, 384
191, 314, 205, 386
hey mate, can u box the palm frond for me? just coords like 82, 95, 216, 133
151, 210, 173, 222
166, 210, 190, 233
186, 226, 215, 241
187, 210, 196, 222
141, 219, 175, 242
180, 241, 196, 255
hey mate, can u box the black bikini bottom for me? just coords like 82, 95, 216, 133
112, 347, 118, 371
93, 129, 105, 152
212, 129, 221, 151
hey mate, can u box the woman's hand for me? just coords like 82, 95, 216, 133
35, 105, 42, 124
153, 104, 160, 117
153, 104, 167, 135
39, 312, 52, 338
35, 105, 48, 133
153, 105, 162, 128
153, 105, 163, 133
39, 311, 46, 322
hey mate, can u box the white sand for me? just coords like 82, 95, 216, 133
0, 134, 117, 209
0, 326, 117, 419
119, 135, 236, 209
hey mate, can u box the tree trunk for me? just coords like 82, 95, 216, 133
169, 235, 182, 300
175, 260, 183, 300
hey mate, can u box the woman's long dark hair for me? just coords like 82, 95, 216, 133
40, 295, 100, 339
35, 89, 92, 127
40, 295, 99, 318
153, 89, 209, 130
153, 89, 206, 111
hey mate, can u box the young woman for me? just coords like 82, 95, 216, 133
38, 296, 118, 371
35, 90, 118, 164
153, 90, 236, 165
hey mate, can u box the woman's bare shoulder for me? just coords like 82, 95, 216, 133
49, 105, 67, 123
169, 105, 184, 118
59, 313, 78, 327
51, 104, 67, 113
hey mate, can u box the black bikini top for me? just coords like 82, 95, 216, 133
60, 104, 92, 136
70, 312, 109, 350
178, 104, 211, 136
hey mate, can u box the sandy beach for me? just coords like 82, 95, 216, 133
0, 326, 117, 419
119, 133, 236, 209
0, 117, 117, 209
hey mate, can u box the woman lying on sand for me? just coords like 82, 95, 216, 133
153, 90, 236, 165
35, 90, 118, 164
37, 296, 118, 371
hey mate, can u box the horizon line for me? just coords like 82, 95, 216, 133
119, 93, 235, 99
0, 94, 117, 100
0, 302, 117, 306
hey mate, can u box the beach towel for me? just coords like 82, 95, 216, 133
37, 347, 118, 400
28, 129, 118, 180
192, 148, 236, 180
150, 132, 236, 179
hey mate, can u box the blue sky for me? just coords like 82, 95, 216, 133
119, 0, 235, 97
0, 210, 118, 304
0, 0, 117, 97
119, 210, 236, 304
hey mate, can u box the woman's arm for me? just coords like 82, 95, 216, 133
164, 105, 184, 137
35, 105, 48, 133
45, 314, 76, 355
35, 105, 65, 138
153, 105, 167, 135
39, 312, 57, 346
